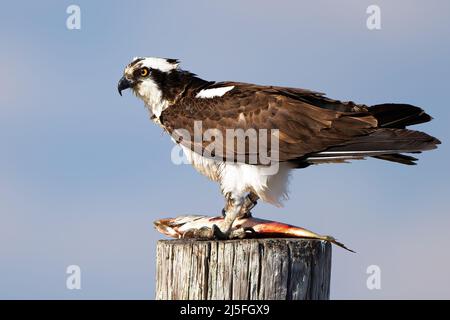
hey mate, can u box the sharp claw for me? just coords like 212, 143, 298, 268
244, 227, 256, 235
212, 224, 228, 240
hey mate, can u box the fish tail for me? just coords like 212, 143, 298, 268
323, 236, 356, 253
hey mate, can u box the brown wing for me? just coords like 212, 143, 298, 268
161, 82, 377, 163
159, 82, 380, 165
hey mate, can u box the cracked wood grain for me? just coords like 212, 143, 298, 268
156, 238, 331, 300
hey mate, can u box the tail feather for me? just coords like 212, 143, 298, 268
373, 153, 419, 165
323, 129, 440, 153
307, 128, 440, 165
301, 103, 439, 166
369, 103, 432, 128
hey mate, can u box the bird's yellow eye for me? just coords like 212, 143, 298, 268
140, 67, 149, 77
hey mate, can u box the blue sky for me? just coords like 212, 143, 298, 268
1, 0, 449, 299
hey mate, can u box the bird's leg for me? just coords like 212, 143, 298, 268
239, 192, 259, 218
213, 192, 245, 240
212, 192, 259, 240
223, 193, 259, 239
222, 192, 259, 218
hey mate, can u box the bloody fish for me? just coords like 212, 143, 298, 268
154, 215, 354, 252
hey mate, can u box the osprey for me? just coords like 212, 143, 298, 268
118, 57, 440, 238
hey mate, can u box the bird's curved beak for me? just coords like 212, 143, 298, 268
117, 76, 133, 96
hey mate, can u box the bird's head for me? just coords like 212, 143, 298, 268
118, 57, 180, 110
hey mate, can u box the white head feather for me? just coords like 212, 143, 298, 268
131, 56, 179, 72
123, 57, 179, 122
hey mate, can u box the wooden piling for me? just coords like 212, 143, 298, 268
156, 238, 331, 300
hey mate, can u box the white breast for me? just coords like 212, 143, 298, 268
180, 145, 291, 206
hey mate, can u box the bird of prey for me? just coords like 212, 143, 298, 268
118, 57, 440, 239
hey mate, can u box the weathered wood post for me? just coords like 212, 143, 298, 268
156, 238, 331, 300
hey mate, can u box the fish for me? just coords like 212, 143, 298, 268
154, 215, 354, 252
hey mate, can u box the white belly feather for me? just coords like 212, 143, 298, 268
180, 145, 291, 206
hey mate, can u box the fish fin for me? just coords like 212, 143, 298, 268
323, 236, 356, 253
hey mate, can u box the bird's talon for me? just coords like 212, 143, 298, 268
212, 224, 228, 240
244, 227, 256, 235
